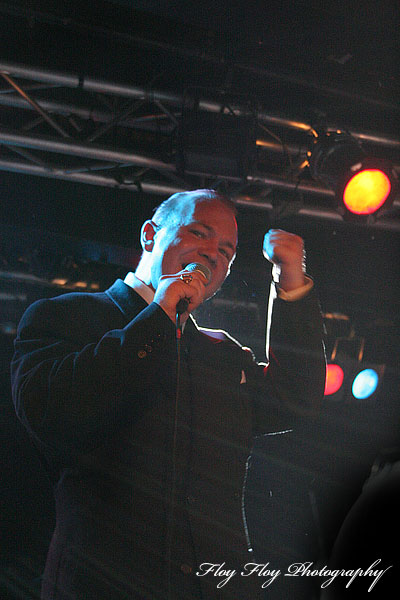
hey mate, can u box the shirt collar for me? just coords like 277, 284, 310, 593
124, 271, 154, 305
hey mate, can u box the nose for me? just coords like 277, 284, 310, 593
198, 240, 218, 268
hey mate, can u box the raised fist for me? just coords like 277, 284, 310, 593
263, 229, 306, 292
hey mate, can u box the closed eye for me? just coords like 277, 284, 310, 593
190, 229, 205, 238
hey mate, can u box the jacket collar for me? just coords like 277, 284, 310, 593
105, 278, 148, 321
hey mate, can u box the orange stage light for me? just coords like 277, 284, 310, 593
309, 132, 397, 221
343, 169, 391, 215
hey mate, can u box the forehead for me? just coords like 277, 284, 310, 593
185, 199, 238, 238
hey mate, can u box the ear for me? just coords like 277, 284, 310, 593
140, 220, 158, 252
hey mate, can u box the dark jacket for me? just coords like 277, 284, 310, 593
11, 279, 326, 599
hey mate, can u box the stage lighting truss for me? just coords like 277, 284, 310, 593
308, 131, 399, 222
0, 60, 399, 230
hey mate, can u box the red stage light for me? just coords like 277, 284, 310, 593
324, 364, 344, 396
343, 169, 391, 215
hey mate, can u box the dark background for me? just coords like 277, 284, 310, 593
1, 2, 399, 598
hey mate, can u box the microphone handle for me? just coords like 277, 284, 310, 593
176, 297, 189, 315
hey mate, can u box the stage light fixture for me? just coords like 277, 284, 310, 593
324, 363, 344, 396
178, 97, 256, 178
351, 368, 379, 400
324, 361, 385, 402
309, 132, 398, 220
324, 334, 385, 402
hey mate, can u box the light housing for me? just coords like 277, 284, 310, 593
178, 91, 256, 178
324, 360, 385, 402
309, 132, 398, 221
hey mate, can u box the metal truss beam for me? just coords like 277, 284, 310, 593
0, 60, 399, 231
1, 157, 399, 231
0, 94, 173, 133
0, 129, 175, 172
1, 61, 400, 149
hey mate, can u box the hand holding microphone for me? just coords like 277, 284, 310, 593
154, 263, 211, 323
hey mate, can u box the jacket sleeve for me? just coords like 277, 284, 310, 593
11, 296, 177, 458
247, 283, 326, 436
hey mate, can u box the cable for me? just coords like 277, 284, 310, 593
165, 311, 183, 600
258, 121, 294, 173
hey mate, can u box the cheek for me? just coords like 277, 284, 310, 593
212, 265, 229, 289
159, 235, 183, 258
158, 238, 189, 272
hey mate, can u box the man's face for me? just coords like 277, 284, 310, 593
149, 198, 238, 300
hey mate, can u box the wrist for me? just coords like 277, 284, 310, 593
155, 299, 191, 324
272, 264, 306, 292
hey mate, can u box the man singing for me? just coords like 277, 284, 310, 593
11, 189, 326, 599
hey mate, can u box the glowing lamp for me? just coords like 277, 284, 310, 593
352, 368, 379, 399
309, 132, 397, 220
343, 169, 391, 215
324, 363, 344, 396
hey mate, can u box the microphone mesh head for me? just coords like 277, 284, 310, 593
184, 262, 211, 283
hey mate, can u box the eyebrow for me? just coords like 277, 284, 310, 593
192, 221, 236, 253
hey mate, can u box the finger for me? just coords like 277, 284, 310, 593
160, 270, 208, 284
169, 272, 206, 298
265, 233, 304, 249
179, 270, 208, 290
183, 278, 206, 302
266, 230, 302, 243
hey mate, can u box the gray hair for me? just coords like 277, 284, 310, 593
152, 189, 237, 230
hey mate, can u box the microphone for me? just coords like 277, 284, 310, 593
176, 263, 211, 315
